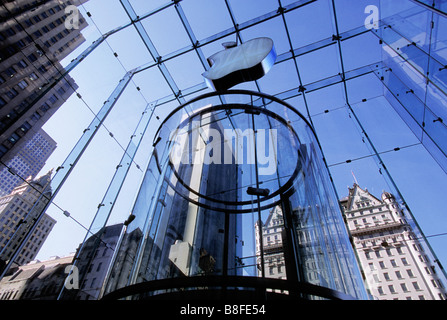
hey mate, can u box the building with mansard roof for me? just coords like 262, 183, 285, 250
340, 184, 446, 300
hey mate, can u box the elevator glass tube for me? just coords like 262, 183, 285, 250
102, 90, 369, 301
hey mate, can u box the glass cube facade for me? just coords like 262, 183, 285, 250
1, 0, 447, 300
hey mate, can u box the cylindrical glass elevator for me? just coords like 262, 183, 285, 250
101, 90, 368, 300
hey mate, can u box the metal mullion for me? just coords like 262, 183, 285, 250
224, 0, 263, 92
409, 0, 447, 18
330, 0, 447, 283
131, 17, 369, 78
0, 70, 135, 281
223, 0, 243, 45
119, 0, 184, 105
58, 102, 156, 299
278, 0, 313, 125
174, 2, 209, 71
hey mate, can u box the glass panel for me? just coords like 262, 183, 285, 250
102, 91, 368, 300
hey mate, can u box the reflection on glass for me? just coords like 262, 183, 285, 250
101, 91, 368, 300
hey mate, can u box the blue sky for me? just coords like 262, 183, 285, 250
33, 0, 447, 277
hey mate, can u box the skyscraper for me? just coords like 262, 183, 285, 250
0, 0, 88, 161
0, 128, 56, 196
341, 184, 447, 300
0, 170, 56, 270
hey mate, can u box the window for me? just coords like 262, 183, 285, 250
390, 259, 397, 267
395, 271, 403, 279
373, 274, 380, 283
379, 261, 385, 269
431, 279, 439, 288
27, 53, 38, 62
17, 80, 28, 89
7, 133, 20, 145
37, 65, 47, 74
388, 285, 395, 294
401, 283, 409, 292
48, 94, 58, 105
40, 103, 51, 112
5, 27, 16, 37
0, 97, 6, 108
57, 86, 66, 95
5, 66, 16, 77
377, 286, 384, 295
401, 258, 409, 266
413, 282, 420, 290
29, 72, 39, 81
383, 272, 390, 281
6, 88, 18, 99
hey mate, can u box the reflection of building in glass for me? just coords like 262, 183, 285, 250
101, 227, 143, 296
0, 171, 56, 269
100, 91, 369, 301
0, 253, 75, 300
0, 0, 88, 161
341, 184, 447, 300
255, 206, 286, 280
62, 223, 122, 300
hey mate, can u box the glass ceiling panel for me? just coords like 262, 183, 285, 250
181, 0, 234, 41
295, 44, 341, 84
105, 27, 155, 71
431, 14, 447, 63
81, 0, 131, 33
340, 32, 383, 71
140, 6, 192, 57
305, 82, 346, 115
128, 0, 169, 15
256, 59, 300, 95
351, 96, 421, 151
345, 72, 384, 103
163, 50, 206, 91
333, 0, 380, 34
240, 16, 290, 55
284, 0, 335, 48
227, 0, 279, 24
132, 67, 177, 103
312, 107, 372, 165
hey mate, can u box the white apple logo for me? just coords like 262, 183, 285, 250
202, 37, 277, 91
